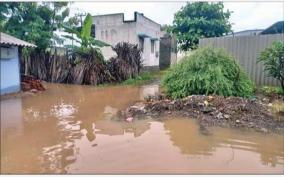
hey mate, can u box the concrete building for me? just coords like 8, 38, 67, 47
225, 21, 284, 37
92, 12, 161, 70
0, 32, 36, 95
226, 29, 264, 37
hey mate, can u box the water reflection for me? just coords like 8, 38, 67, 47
1, 98, 23, 136
140, 83, 159, 100
1, 83, 283, 174
164, 118, 284, 168
50, 103, 77, 118
1, 83, 157, 173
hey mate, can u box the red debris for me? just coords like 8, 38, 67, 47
21, 75, 46, 92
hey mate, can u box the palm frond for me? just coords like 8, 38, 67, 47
62, 34, 81, 44
61, 24, 80, 38
90, 38, 110, 47
80, 13, 92, 40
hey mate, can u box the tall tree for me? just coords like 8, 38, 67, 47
171, 2, 232, 51
1, 2, 71, 51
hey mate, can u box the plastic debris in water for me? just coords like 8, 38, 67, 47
204, 100, 209, 106
126, 117, 133, 122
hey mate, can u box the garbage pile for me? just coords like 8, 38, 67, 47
118, 94, 284, 133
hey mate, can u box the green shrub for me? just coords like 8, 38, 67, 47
122, 72, 153, 85
258, 41, 284, 92
162, 47, 254, 98
260, 86, 284, 95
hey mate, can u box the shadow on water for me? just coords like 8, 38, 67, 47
1, 83, 283, 174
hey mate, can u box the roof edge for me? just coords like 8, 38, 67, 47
93, 11, 161, 26
0, 32, 37, 48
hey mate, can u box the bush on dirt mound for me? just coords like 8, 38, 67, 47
162, 47, 254, 98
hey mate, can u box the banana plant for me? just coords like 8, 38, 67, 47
62, 13, 109, 51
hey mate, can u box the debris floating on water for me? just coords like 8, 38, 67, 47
126, 117, 134, 122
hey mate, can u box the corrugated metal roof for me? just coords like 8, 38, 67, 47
260, 21, 284, 34
0, 32, 36, 47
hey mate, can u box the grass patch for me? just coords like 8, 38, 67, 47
98, 70, 165, 87
121, 70, 163, 86
270, 101, 284, 122
260, 86, 284, 95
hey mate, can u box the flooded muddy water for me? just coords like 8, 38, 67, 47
1, 83, 283, 174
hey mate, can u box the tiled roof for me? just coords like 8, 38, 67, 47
0, 32, 36, 47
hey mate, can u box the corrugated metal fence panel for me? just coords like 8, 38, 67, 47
199, 34, 284, 86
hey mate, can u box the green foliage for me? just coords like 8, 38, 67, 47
1, 2, 71, 51
97, 72, 156, 87
162, 47, 254, 98
80, 14, 92, 45
0, 3, 10, 30
171, 2, 232, 51
260, 86, 284, 95
160, 24, 171, 33
62, 13, 109, 60
121, 72, 153, 86
101, 71, 162, 86
74, 47, 104, 62
62, 13, 109, 56
258, 41, 284, 91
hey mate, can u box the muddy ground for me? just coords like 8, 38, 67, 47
117, 94, 284, 134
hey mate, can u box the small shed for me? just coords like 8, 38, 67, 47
0, 32, 36, 95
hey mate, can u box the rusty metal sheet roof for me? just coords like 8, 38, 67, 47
0, 32, 36, 48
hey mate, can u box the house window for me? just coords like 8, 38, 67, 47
139, 37, 144, 51
151, 40, 155, 53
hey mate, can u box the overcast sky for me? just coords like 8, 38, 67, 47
69, 1, 284, 32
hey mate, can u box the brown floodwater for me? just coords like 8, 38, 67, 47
1, 83, 284, 174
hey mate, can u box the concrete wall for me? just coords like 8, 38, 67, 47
0, 46, 21, 95
93, 12, 161, 68
199, 34, 284, 86
93, 14, 138, 60
159, 35, 177, 69
136, 13, 160, 67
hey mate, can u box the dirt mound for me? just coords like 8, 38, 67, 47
119, 95, 284, 133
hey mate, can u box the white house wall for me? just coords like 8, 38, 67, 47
93, 13, 161, 68
93, 14, 138, 60
136, 14, 160, 67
